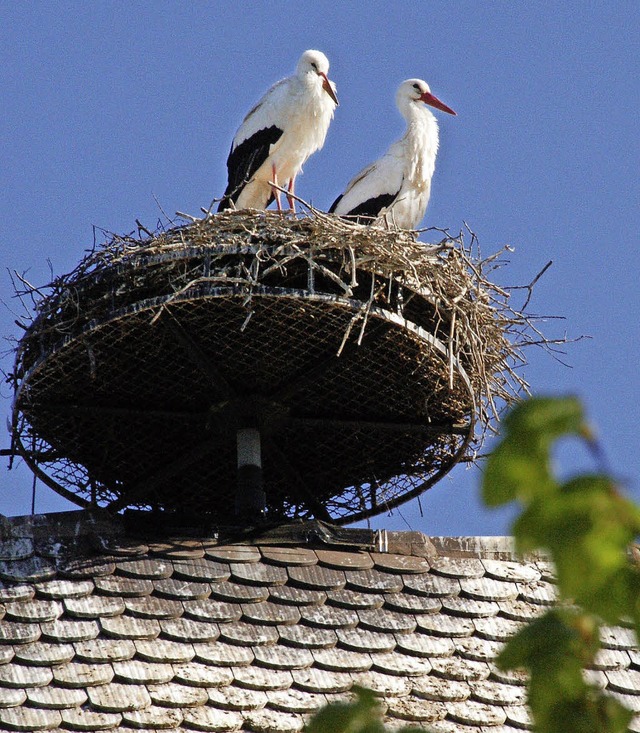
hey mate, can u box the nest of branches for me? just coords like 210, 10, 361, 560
7, 208, 552, 521
16, 209, 531, 420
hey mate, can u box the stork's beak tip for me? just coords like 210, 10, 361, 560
321, 74, 339, 106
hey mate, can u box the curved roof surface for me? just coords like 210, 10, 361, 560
0, 509, 638, 733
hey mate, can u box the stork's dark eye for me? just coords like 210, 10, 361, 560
311, 62, 319, 71
413, 83, 421, 91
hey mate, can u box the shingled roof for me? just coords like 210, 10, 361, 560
0, 509, 639, 733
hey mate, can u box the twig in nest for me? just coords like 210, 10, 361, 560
152, 194, 172, 225
135, 220, 153, 237
266, 181, 326, 218
175, 211, 199, 223
512, 260, 553, 310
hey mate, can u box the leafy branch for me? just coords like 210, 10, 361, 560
305, 397, 640, 733
483, 396, 640, 733
306, 687, 421, 733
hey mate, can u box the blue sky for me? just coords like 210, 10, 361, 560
1, 2, 638, 535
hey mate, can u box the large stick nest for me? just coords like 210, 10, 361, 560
7, 209, 544, 522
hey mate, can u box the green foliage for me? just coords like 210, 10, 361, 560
305, 686, 427, 733
306, 397, 640, 733
483, 395, 587, 505
514, 474, 640, 626
498, 609, 631, 733
483, 396, 640, 733
305, 686, 418, 733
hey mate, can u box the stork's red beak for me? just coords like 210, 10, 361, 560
321, 74, 339, 106
421, 91, 456, 116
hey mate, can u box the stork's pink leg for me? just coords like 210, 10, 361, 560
287, 177, 296, 213
271, 164, 282, 212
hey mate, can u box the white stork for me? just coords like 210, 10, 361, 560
218, 50, 338, 213
329, 79, 456, 229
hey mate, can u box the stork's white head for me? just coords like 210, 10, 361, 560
397, 78, 456, 117
297, 50, 339, 106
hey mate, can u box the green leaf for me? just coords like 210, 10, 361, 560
539, 693, 633, 733
498, 609, 594, 677
482, 396, 586, 506
483, 439, 553, 506
305, 687, 386, 733
511, 473, 640, 622
483, 396, 640, 733
496, 610, 632, 733
594, 690, 636, 733
503, 395, 586, 439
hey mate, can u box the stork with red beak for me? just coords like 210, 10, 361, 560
329, 79, 456, 229
218, 50, 338, 213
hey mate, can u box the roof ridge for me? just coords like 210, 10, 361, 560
0, 509, 551, 562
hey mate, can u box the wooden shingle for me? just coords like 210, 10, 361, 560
0, 510, 637, 733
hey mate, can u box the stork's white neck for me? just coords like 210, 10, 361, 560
400, 102, 440, 187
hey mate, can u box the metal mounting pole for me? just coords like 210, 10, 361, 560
235, 427, 266, 522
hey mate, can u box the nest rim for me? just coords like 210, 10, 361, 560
9, 210, 531, 524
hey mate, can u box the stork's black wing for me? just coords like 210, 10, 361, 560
327, 194, 343, 213
218, 125, 283, 212
329, 191, 398, 224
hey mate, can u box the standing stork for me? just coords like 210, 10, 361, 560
218, 50, 338, 213
329, 79, 456, 229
